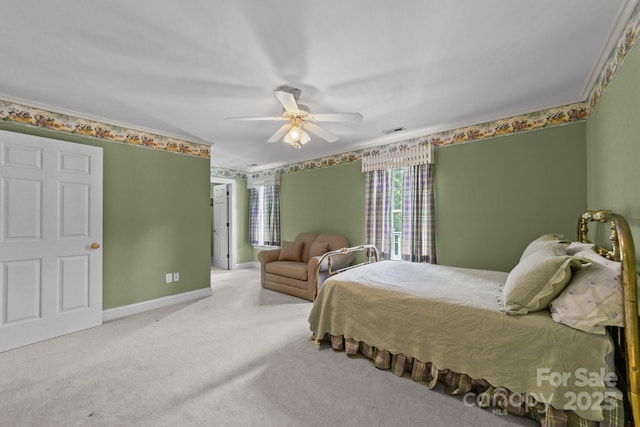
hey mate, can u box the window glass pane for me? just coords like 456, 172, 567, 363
392, 169, 403, 210
391, 168, 404, 260
392, 211, 402, 233
258, 187, 264, 244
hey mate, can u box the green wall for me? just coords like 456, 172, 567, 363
271, 124, 587, 273
435, 123, 587, 271
0, 122, 212, 309
279, 162, 366, 249
586, 42, 640, 264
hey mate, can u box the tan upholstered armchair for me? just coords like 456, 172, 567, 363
257, 232, 354, 301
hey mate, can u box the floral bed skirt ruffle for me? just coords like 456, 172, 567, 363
321, 333, 624, 427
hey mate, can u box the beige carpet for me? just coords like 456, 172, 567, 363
0, 267, 537, 426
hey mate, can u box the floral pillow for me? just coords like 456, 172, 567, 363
549, 248, 622, 334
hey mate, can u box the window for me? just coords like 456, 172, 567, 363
248, 177, 280, 247
364, 163, 435, 263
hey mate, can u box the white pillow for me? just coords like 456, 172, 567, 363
500, 249, 584, 315
566, 241, 595, 255
519, 234, 570, 261
549, 248, 622, 334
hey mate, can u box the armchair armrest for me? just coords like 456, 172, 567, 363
258, 249, 280, 290
308, 255, 327, 276
257, 249, 280, 265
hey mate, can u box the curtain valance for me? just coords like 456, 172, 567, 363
361, 144, 434, 173
247, 174, 279, 189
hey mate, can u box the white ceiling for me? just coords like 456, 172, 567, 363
0, 1, 636, 172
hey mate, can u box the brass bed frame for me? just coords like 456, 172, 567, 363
578, 210, 639, 425
312, 243, 379, 301
313, 210, 639, 425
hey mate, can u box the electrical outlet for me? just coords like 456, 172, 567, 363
173, 272, 180, 282
165, 273, 173, 284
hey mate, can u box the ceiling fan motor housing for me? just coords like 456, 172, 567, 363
283, 104, 310, 120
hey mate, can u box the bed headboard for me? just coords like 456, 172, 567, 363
577, 210, 639, 425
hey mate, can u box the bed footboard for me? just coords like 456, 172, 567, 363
312, 244, 379, 300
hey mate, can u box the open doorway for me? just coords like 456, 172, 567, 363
210, 176, 236, 270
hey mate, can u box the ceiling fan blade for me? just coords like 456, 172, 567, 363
274, 90, 299, 113
303, 122, 338, 143
225, 116, 286, 121
267, 124, 291, 142
310, 113, 363, 122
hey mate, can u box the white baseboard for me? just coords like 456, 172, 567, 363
235, 261, 259, 269
210, 261, 258, 270
102, 288, 212, 322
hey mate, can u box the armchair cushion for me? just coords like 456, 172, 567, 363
296, 232, 319, 263
278, 240, 303, 262
309, 241, 330, 258
266, 261, 308, 281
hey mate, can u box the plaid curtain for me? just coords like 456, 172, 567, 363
248, 185, 280, 246
263, 185, 280, 246
248, 187, 261, 245
365, 169, 393, 260
401, 164, 436, 263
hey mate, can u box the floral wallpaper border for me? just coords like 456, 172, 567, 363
587, 2, 640, 111
0, 100, 211, 158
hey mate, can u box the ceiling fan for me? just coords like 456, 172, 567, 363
226, 88, 363, 148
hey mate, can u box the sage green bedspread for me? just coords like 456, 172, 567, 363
308, 260, 618, 421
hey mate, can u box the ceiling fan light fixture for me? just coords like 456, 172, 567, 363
287, 124, 301, 142
283, 126, 302, 148
300, 130, 310, 145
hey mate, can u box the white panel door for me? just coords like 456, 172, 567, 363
0, 130, 103, 352
213, 184, 229, 270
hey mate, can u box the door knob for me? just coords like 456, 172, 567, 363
91, 242, 101, 250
